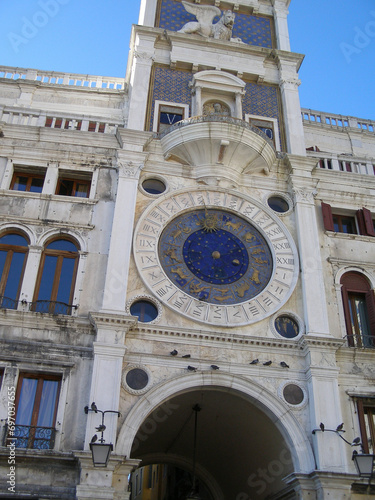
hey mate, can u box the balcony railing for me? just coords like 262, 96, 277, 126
345, 335, 375, 349
307, 152, 375, 176
3, 424, 56, 450
0, 65, 125, 90
0, 296, 19, 310
301, 108, 375, 133
157, 114, 274, 146
31, 300, 76, 315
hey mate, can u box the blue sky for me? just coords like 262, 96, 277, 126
1, 0, 374, 120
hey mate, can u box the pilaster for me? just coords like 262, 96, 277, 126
272, 0, 291, 51
101, 159, 143, 312
288, 156, 330, 336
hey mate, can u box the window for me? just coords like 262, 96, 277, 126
322, 203, 375, 236
341, 272, 375, 348
245, 114, 281, 150
12, 373, 61, 449
356, 399, 375, 454
10, 171, 45, 193
56, 176, 91, 198
153, 101, 189, 133
32, 238, 79, 315
130, 300, 158, 322
0, 232, 29, 309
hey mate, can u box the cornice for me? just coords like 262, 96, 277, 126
298, 335, 345, 351
128, 325, 304, 352
89, 311, 138, 331
0, 309, 93, 333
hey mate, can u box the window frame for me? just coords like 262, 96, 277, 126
245, 114, 281, 151
0, 231, 29, 309
153, 100, 189, 133
10, 170, 45, 193
340, 272, 375, 348
322, 203, 374, 236
56, 176, 91, 198
356, 398, 375, 454
32, 237, 79, 315
13, 372, 61, 449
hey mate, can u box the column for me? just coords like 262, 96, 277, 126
279, 77, 306, 155
127, 34, 155, 131
235, 92, 243, 119
43, 163, 59, 195
272, 1, 291, 51
138, 0, 158, 26
101, 161, 143, 313
292, 186, 330, 336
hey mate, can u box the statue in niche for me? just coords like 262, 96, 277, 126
178, 1, 243, 42
203, 101, 230, 116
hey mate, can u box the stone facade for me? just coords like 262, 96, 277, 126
0, 0, 375, 499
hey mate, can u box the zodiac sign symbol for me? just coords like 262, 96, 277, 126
171, 267, 189, 280
190, 282, 210, 295
250, 269, 261, 284
235, 282, 250, 298
169, 223, 191, 243
225, 220, 242, 232
244, 232, 256, 243
165, 247, 181, 263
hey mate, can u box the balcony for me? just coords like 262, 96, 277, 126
158, 115, 277, 183
3, 424, 56, 450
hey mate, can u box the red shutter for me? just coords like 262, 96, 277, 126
321, 202, 334, 231
357, 209, 366, 235
366, 290, 375, 339
341, 285, 354, 346
363, 207, 375, 236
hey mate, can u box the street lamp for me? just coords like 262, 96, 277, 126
84, 402, 121, 467
352, 451, 375, 479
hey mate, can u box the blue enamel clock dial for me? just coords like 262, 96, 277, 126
158, 209, 273, 305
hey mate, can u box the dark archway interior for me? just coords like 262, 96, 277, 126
131, 388, 294, 499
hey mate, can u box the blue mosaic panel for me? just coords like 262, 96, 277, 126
149, 66, 192, 131
158, 0, 273, 48
242, 83, 279, 119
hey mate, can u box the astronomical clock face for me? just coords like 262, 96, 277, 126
134, 189, 298, 327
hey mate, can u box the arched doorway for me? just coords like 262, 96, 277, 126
117, 373, 314, 500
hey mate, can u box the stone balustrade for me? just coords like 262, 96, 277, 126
301, 107, 374, 133
0, 65, 125, 90
308, 151, 375, 176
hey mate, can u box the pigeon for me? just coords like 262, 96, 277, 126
250, 359, 259, 365
170, 349, 178, 356
336, 423, 344, 432
352, 437, 361, 446
95, 424, 106, 432
320, 422, 325, 432
263, 361, 272, 366
182, 354, 191, 358
90, 434, 98, 443
211, 365, 220, 370
187, 366, 197, 371
91, 402, 98, 413
280, 361, 289, 368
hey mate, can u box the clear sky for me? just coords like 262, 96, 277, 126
1, 0, 374, 120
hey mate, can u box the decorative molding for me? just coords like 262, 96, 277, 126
292, 188, 317, 204
280, 78, 301, 90
134, 51, 155, 62
118, 161, 144, 179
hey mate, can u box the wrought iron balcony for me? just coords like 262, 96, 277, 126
30, 300, 76, 315
345, 334, 375, 349
0, 296, 19, 310
3, 424, 56, 450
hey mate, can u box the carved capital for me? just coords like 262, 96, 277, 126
280, 78, 301, 90
292, 188, 317, 204
118, 162, 144, 179
134, 51, 155, 63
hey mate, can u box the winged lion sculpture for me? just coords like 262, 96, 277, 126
178, 1, 243, 42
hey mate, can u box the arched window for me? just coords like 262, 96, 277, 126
0, 232, 29, 309
341, 272, 375, 348
33, 238, 79, 315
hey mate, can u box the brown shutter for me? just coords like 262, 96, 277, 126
356, 209, 366, 235
363, 207, 375, 236
366, 290, 375, 339
357, 399, 370, 454
321, 202, 334, 231
341, 285, 354, 346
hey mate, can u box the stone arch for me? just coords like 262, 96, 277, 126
116, 371, 315, 474
334, 265, 375, 289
